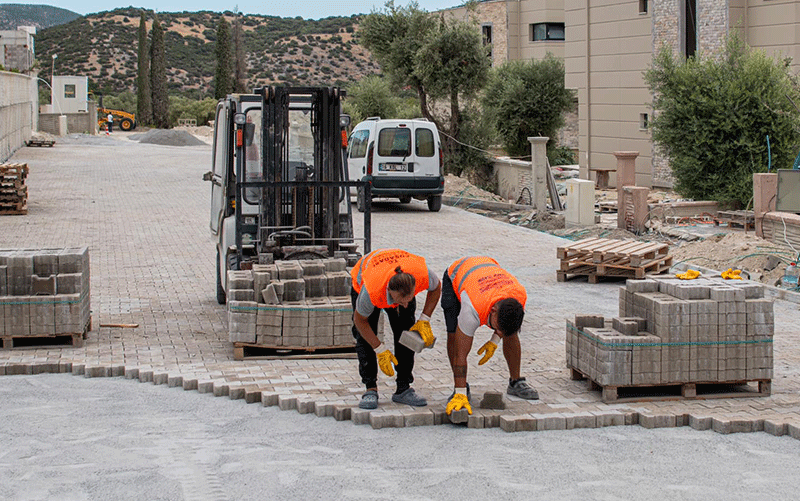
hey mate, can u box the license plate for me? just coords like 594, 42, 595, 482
378, 162, 407, 172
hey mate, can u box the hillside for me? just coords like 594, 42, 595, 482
35, 8, 382, 96
0, 3, 79, 29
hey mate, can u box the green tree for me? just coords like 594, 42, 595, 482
214, 16, 234, 99
482, 55, 574, 158
232, 15, 248, 93
645, 32, 800, 207
136, 10, 152, 126
359, 1, 436, 121
150, 15, 169, 128
344, 75, 400, 123
415, 16, 490, 168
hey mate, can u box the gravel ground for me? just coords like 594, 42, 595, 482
2, 374, 800, 501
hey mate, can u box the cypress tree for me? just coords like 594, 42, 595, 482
232, 15, 248, 93
136, 10, 152, 126
214, 16, 234, 99
150, 15, 169, 128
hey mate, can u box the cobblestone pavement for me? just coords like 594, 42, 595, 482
2, 134, 800, 436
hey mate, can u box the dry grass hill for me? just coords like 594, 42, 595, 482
34, 8, 381, 96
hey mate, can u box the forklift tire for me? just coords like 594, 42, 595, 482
356, 186, 366, 213
120, 118, 134, 131
399, 196, 412, 204
216, 249, 226, 304
427, 195, 442, 212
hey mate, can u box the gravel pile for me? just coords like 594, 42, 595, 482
129, 129, 207, 146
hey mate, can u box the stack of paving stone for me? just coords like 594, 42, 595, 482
0, 163, 29, 215
227, 257, 354, 349
566, 275, 773, 396
0, 247, 91, 346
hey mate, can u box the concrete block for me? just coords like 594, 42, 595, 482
326, 271, 352, 296
404, 409, 435, 427
322, 257, 347, 272
370, 411, 405, 429
228, 288, 255, 301
253, 272, 272, 302
448, 409, 470, 424
479, 391, 506, 410
466, 413, 485, 429
350, 408, 372, 425
277, 394, 298, 411
31, 275, 56, 295
227, 270, 254, 290
304, 274, 328, 298
574, 314, 604, 329
282, 278, 306, 301
536, 413, 567, 431
276, 261, 303, 279
299, 260, 326, 276
333, 404, 352, 421
764, 420, 787, 437
398, 330, 436, 353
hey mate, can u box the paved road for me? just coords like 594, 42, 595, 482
1, 132, 800, 499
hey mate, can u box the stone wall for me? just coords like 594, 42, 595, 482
0, 70, 37, 163
493, 157, 532, 203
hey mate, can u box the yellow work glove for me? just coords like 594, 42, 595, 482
374, 343, 398, 377
446, 392, 472, 415
477, 333, 501, 365
721, 268, 742, 280
676, 269, 701, 280
410, 314, 435, 347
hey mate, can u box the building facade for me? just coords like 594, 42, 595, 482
0, 27, 35, 72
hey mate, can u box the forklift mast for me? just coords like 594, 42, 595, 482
232, 86, 370, 266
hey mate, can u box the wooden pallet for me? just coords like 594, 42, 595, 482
596, 201, 618, 213
1, 332, 85, 350
26, 139, 55, 147
570, 367, 771, 403
714, 210, 755, 231
557, 238, 672, 283
0, 200, 27, 215
233, 342, 357, 360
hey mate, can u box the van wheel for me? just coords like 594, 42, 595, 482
399, 196, 411, 204
427, 195, 442, 212
356, 186, 366, 212
216, 249, 226, 304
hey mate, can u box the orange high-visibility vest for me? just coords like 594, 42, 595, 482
351, 249, 430, 309
447, 256, 527, 326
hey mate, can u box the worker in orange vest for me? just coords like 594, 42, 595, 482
442, 256, 539, 416
350, 248, 441, 409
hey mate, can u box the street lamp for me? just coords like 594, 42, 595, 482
51, 54, 57, 85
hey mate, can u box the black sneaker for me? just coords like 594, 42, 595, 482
507, 378, 539, 400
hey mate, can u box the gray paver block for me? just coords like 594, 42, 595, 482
351, 408, 371, 425
228, 387, 246, 400
448, 408, 469, 424
479, 391, 506, 410
212, 384, 230, 397
370, 411, 405, 429
197, 381, 215, 393
278, 394, 297, 411
333, 405, 352, 421
764, 420, 787, 436
261, 393, 279, 407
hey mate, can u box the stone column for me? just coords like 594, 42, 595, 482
614, 151, 639, 229
528, 136, 549, 210
753, 173, 777, 237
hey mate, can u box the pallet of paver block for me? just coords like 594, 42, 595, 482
232, 342, 357, 360
0, 163, 29, 215
565, 276, 773, 403
714, 210, 755, 231
2, 331, 86, 350
0, 247, 91, 343
569, 366, 770, 403
557, 238, 672, 283
25, 139, 55, 147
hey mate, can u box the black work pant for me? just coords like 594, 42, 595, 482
351, 287, 417, 393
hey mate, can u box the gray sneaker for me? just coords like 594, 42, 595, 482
448, 382, 471, 401
392, 387, 428, 407
359, 390, 378, 409
507, 378, 539, 400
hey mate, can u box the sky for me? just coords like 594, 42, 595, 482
26, 1, 463, 20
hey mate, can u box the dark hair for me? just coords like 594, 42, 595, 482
496, 298, 524, 336
387, 266, 415, 296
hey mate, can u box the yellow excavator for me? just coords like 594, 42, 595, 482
94, 94, 136, 131
97, 107, 136, 131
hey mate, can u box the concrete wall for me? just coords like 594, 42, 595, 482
0, 28, 35, 71
0, 70, 37, 163
39, 101, 98, 136
493, 157, 533, 202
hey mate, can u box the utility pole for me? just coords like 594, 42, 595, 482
51, 54, 57, 84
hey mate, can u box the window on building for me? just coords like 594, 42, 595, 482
482, 24, 493, 59
530, 23, 565, 42
639, 0, 648, 14
64, 84, 76, 99
639, 113, 649, 130
684, 0, 697, 58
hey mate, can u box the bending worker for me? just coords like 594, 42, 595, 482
350, 248, 441, 410
443, 256, 539, 416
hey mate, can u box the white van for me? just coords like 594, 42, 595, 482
347, 117, 444, 212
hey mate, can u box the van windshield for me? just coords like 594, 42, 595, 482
378, 128, 411, 157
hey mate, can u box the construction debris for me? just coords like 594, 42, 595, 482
557, 238, 672, 283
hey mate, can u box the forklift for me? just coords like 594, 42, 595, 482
207, 86, 371, 304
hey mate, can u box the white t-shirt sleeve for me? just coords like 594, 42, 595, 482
427, 269, 441, 291
355, 288, 375, 317
457, 292, 481, 337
